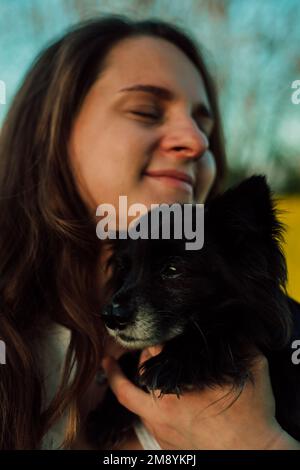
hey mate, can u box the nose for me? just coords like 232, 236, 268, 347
101, 300, 133, 330
161, 117, 209, 161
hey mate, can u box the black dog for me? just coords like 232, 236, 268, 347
87, 176, 300, 448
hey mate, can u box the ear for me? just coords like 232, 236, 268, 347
206, 175, 287, 284
207, 175, 283, 242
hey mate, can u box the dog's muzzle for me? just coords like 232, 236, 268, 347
101, 301, 133, 330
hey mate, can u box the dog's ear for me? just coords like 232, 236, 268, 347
207, 175, 282, 239
206, 175, 287, 284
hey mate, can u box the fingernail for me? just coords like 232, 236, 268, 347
148, 345, 163, 356
101, 357, 109, 369
140, 349, 151, 362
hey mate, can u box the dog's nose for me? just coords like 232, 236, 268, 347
101, 301, 133, 330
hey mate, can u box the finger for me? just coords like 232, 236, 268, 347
101, 355, 154, 418
139, 349, 152, 365
139, 344, 164, 364
248, 354, 270, 386
249, 355, 274, 397
148, 344, 163, 356
138, 345, 164, 388
251, 354, 269, 373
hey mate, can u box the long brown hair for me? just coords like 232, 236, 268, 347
0, 14, 227, 449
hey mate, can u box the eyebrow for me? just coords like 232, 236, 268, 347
118, 84, 214, 120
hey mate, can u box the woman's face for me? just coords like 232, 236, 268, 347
69, 35, 216, 219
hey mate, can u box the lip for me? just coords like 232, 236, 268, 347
144, 169, 194, 186
143, 169, 194, 193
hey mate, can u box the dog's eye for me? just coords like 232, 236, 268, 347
160, 264, 182, 279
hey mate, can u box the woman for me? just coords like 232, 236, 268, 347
0, 14, 299, 450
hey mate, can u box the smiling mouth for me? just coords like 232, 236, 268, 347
143, 174, 193, 193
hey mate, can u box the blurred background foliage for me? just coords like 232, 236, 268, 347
0, 0, 299, 299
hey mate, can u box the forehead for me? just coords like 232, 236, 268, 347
99, 35, 210, 109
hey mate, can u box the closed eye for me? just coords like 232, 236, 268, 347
131, 110, 161, 120
131, 110, 212, 137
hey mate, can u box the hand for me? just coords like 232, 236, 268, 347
101, 349, 300, 450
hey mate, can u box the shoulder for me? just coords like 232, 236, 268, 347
37, 321, 72, 407
35, 321, 72, 449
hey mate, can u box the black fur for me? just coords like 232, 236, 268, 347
87, 176, 300, 448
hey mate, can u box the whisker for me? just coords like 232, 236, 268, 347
192, 318, 210, 356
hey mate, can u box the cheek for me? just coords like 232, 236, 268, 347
194, 151, 217, 203
69, 127, 146, 208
